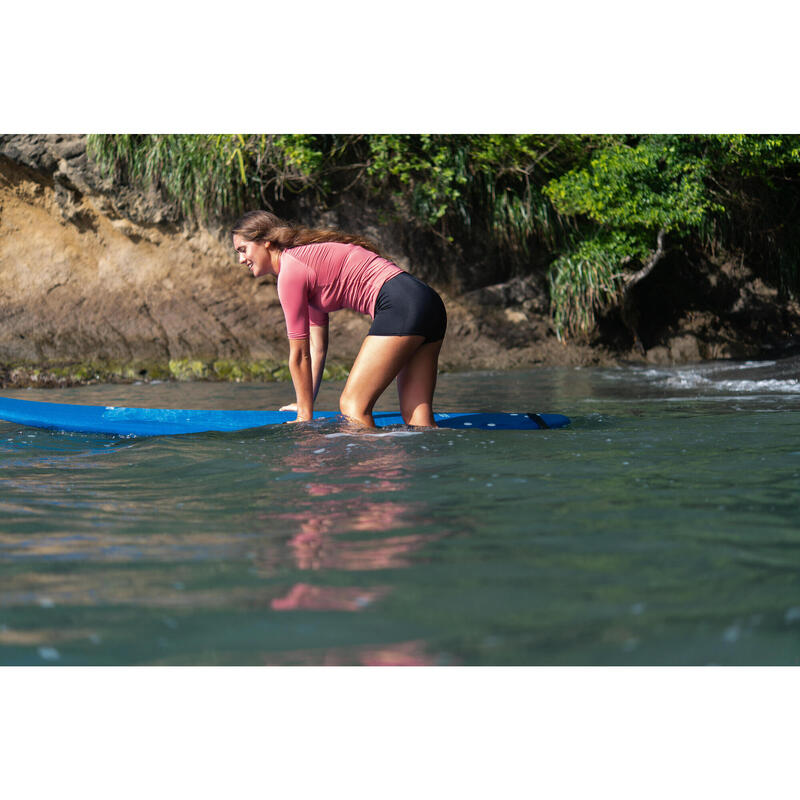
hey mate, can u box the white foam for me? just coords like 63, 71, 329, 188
718, 379, 800, 393
324, 430, 422, 439
662, 371, 800, 392
364, 431, 423, 438
604, 360, 798, 396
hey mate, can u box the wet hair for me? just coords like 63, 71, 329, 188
231, 210, 383, 257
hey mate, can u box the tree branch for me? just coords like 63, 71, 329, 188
623, 229, 667, 292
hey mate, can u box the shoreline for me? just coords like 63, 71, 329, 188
0, 358, 353, 390
3, 342, 797, 391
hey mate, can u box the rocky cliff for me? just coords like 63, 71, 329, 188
0, 135, 609, 386
1, 135, 797, 387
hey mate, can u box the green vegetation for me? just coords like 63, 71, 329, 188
0, 359, 350, 388
546, 135, 800, 336
87, 134, 800, 340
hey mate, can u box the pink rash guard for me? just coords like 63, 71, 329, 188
277, 242, 403, 339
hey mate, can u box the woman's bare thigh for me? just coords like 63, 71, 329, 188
396, 339, 443, 426
339, 334, 426, 426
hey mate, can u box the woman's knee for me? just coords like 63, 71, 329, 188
339, 388, 366, 419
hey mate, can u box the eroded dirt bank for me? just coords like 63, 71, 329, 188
1, 135, 798, 389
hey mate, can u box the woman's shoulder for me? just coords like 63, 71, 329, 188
287, 241, 365, 268
289, 241, 355, 255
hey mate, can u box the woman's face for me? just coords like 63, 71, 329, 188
233, 234, 274, 277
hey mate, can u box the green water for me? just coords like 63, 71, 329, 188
2, 359, 800, 665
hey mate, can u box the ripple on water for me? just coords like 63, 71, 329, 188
4, 362, 800, 665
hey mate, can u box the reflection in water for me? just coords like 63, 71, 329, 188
0, 531, 255, 564
261, 639, 438, 666
0, 423, 457, 665
262, 437, 448, 626
280, 525, 438, 573
270, 583, 388, 611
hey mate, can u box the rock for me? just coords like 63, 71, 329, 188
52, 137, 86, 160
645, 346, 671, 365
668, 335, 702, 363
0, 134, 180, 226
504, 308, 528, 324
4, 150, 594, 376
0, 135, 59, 172
463, 274, 549, 314
645, 336, 704, 364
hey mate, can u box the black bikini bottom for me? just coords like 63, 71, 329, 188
368, 273, 447, 344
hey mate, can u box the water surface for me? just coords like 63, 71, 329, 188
2, 358, 800, 665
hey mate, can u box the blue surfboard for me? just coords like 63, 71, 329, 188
0, 396, 569, 437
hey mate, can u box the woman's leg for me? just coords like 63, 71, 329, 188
339, 334, 427, 427
396, 339, 443, 426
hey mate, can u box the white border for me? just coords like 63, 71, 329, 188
4, 667, 799, 799
4, 1, 800, 132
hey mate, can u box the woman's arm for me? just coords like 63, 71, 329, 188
281, 325, 329, 415
309, 323, 329, 401
287, 337, 314, 421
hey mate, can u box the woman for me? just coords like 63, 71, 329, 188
231, 210, 447, 428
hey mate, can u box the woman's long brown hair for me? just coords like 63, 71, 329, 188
231, 210, 384, 257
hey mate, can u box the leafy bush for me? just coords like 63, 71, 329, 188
544, 134, 800, 337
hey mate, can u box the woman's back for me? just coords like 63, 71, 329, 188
278, 242, 403, 338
